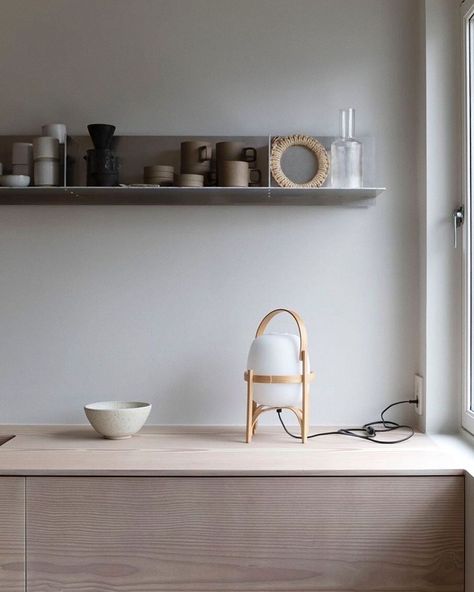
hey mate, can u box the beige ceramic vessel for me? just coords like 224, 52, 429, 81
84, 401, 152, 439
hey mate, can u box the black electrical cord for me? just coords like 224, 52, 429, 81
276, 399, 418, 444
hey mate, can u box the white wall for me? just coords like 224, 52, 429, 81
0, 0, 423, 425
423, 0, 462, 434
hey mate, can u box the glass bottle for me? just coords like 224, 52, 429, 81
331, 108, 362, 188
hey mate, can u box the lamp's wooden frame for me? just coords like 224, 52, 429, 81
244, 309, 315, 443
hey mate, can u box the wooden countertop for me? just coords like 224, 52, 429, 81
0, 425, 467, 476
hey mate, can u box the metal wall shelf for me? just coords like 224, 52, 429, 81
0, 134, 384, 206
0, 186, 386, 206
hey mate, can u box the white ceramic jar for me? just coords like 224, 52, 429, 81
247, 333, 310, 407
33, 136, 59, 160
34, 159, 59, 186
12, 142, 33, 165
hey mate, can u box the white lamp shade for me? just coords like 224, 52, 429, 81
247, 333, 309, 407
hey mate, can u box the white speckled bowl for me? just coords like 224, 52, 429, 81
84, 401, 152, 439
0, 174, 30, 187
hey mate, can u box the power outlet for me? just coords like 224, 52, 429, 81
414, 374, 424, 416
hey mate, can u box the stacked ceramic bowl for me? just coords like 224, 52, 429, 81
33, 136, 60, 186
144, 165, 174, 186
175, 173, 204, 187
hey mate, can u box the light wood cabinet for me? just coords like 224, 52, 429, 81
26, 476, 464, 592
0, 477, 24, 592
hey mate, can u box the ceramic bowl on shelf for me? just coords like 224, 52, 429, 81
0, 174, 30, 187
144, 165, 174, 175
84, 401, 152, 439
175, 173, 204, 187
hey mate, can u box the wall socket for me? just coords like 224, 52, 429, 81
414, 374, 424, 416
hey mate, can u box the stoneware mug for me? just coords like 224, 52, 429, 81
216, 141, 257, 184
220, 160, 261, 187
181, 141, 213, 174
216, 141, 256, 164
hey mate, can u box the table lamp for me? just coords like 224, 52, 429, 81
244, 308, 315, 443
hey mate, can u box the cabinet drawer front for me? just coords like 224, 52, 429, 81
0, 477, 24, 592
26, 476, 464, 592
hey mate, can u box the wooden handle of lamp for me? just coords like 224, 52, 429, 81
255, 308, 308, 355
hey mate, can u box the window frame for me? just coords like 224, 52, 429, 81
462, 0, 474, 435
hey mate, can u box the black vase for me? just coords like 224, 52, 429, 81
85, 149, 119, 186
87, 124, 116, 150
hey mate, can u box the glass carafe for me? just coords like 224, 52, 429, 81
331, 108, 362, 188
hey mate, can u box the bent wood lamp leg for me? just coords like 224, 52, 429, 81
252, 401, 258, 434
246, 370, 254, 443
302, 350, 309, 444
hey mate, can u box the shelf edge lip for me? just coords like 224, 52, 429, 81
269, 186, 386, 191
0, 186, 387, 191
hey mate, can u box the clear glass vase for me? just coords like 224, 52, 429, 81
331, 108, 362, 188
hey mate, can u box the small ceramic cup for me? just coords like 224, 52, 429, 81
181, 141, 212, 174
12, 142, 33, 165
33, 136, 59, 160
41, 123, 67, 144
220, 160, 261, 187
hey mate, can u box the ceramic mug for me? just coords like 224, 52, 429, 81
216, 142, 257, 184
216, 141, 256, 164
220, 160, 261, 187
181, 141, 212, 174
42, 123, 67, 144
